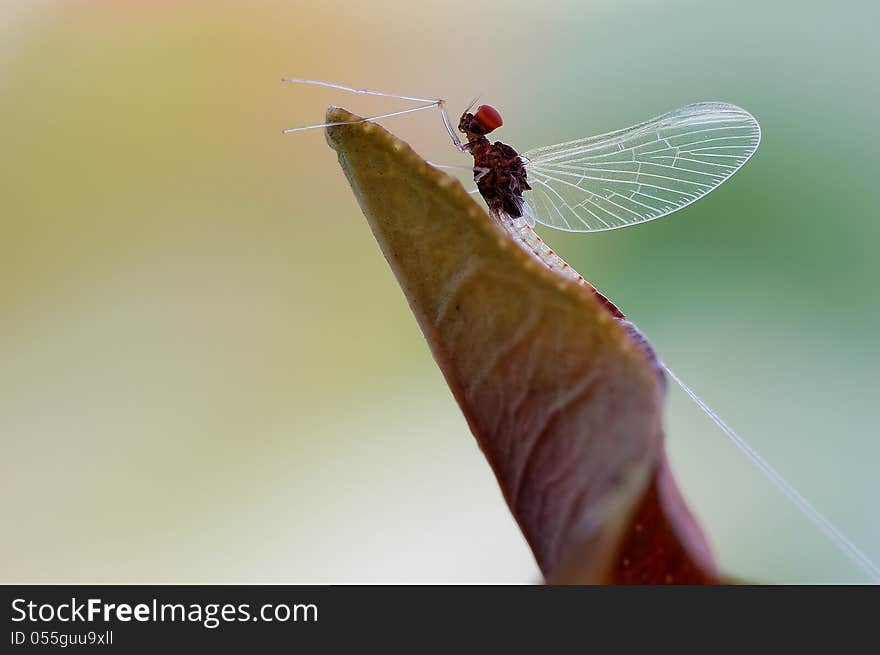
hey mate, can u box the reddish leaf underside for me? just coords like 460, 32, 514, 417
325, 108, 719, 584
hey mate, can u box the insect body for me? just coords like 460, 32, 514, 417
458, 105, 531, 219
458, 102, 761, 233
452, 99, 761, 290
281, 79, 762, 234
456, 103, 601, 290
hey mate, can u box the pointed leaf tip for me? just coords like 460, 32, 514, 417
324, 108, 719, 583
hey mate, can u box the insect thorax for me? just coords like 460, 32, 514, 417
467, 137, 531, 219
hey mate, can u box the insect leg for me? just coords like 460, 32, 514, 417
437, 100, 465, 152
282, 78, 465, 151
282, 102, 439, 134
425, 162, 473, 171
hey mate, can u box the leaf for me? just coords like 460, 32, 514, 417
325, 108, 719, 583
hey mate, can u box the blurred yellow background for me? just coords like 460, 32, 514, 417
2, 0, 878, 583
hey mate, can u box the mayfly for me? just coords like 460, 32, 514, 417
283, 79, 880, 582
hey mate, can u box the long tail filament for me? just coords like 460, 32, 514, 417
663, 363, 880, 582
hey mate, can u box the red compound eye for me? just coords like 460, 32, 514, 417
473, 104, 503, 133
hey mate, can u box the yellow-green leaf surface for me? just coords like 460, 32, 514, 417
325, 108, 718, 583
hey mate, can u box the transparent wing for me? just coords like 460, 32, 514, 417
522, 102, 761, 232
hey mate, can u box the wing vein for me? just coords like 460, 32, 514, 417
521, 102, 760, 232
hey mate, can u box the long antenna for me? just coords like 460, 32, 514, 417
662, 363, 880, 582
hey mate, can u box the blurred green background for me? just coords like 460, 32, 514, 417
2, 0, 877, 583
